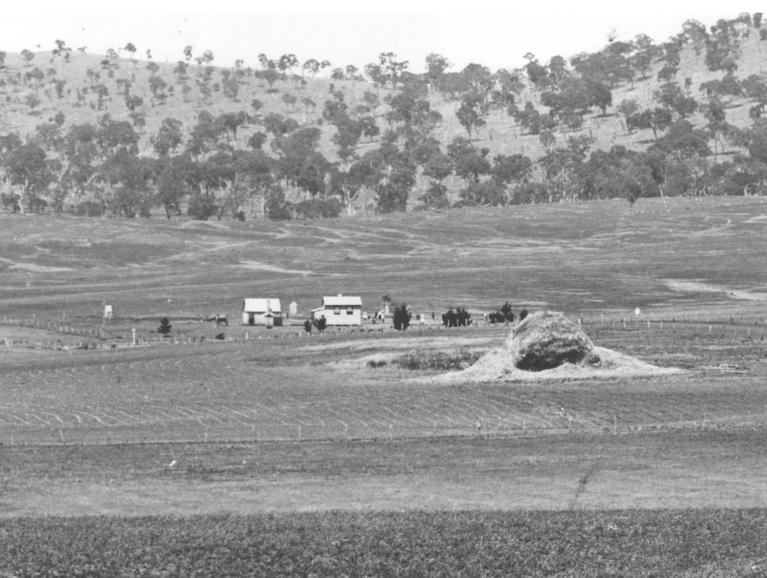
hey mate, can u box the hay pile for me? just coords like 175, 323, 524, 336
434, 311, 681, 383
507, 311, 595, 371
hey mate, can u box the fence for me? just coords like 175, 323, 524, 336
2, 412, 765, 448
2, 311, 765, 346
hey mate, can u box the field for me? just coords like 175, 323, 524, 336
1, 196, 767, 574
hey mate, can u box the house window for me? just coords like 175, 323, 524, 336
347, 309, 353, 315
333, 307, 341, 315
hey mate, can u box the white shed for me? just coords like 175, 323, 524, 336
242, 298, 282, 326
312, 294, 363, 326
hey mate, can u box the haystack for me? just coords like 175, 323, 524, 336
427, 310, 682, 384
507, 311, 596, 371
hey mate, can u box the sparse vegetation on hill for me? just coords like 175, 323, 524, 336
2, 13, 767, 220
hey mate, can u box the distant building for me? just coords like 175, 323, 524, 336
242, 298, 282, 327
312, 294, 363, 326
288, 301, 298, 318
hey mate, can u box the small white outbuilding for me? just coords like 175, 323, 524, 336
242, 298, 282, 327
312, 294, 363, 326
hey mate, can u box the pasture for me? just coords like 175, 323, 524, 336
1, 196, 767, 574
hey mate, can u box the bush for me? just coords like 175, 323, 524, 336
72, 200, 105, 217
304, 320, 312, 333
157, 317, 172, 336
393, 303, 412, 331
1, 192, 20, 213
442, 307, 471, 327
488, 302, 515, 324
293, 198, 343, 219
187, 193, 219, 220
313, 316, 327, 331
394, 349, 482, 371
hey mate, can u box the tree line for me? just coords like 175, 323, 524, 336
1, 13, 767, 219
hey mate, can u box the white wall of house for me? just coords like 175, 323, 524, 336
312, 295, 362, 326
242, 298, 283, 326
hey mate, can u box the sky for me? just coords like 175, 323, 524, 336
0, 1, 760, 73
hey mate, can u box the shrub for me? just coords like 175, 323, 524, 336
304, 320, 312, 333
393, 303, 412, 331
519, 309, 529, 321
394, 349, 482, 371
157, 317, 172, 336
313, 316, 327, 331
442, 307, 472, 327
187, 193, 219, 220
488, 302, 515, 324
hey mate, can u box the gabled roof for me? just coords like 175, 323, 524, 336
243, 298, 282, 313
321, 295, 362, 307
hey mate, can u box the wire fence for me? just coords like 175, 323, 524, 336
2, 413, 765, 447
2, 311, 766, 352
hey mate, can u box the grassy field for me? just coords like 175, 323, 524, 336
2, 509, 767, 577
1, 196, 767, 573
2, 196, 766, 322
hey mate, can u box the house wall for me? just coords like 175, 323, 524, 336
313, 305, 362, 326
242, 312, 283, 326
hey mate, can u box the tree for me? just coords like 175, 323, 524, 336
20, 49, 35, 67
312, 315, 327, 331
345, 64, 359, 80
247, 132, 267, 150
151, 118, 184, 158
425, 53, 450, 84
302, 58, 321, 78
378, 52, 409, 88
155, 154, 194, 218
489, 302, 515, 324
158, 317, 172, 336
456, 92, 487, 138
447, 137, 491, 183
3, 142, 53, 214
393, 303, 412, 330
278, 53, 298, 75
97, 149, 154, 217
631, 34, 662, 79
492, 154, 532, 187
420, 148, 453, 208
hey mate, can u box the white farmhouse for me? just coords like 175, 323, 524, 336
312, 294, 363, 326
242, 298, 282, 327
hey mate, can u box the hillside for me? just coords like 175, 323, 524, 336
1, 13, 767, 218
